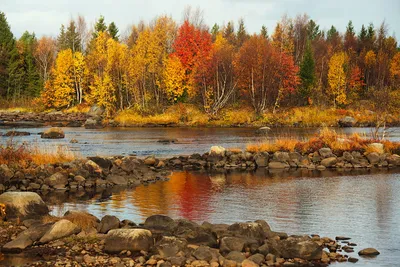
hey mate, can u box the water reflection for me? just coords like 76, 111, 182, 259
46, 169, 400, 266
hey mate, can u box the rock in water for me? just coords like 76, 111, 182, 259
39, 219, 81, 243
358, 248, 380, 256
41, 127, 65, 139
210, 146, 226, 156
338, 116, 356, 127
0, 192, 49, 220
4, 131, 30, 137
98, 215, 120, 234
104, 229, 153, 253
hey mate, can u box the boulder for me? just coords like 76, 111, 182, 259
2, 235, 33, 251
0, 164, 14, 183
87, 105, 105, 116
338, 116, 356, 127
268, 161, 289, 169
98, 215, 120, 234
256, 127, 271, 134
220, 237, 246, 254
84, 118, 103, 129
241, 259, 259, 267
276, 239, 322, 260
273, 152, 290, 163
4, 131, 30, 137
144, 156, 156, 166
0, 192, 49, 220
319, 148, 333, 158
320, 157, 337, 168
255, 153, 269, 167
39, 219, 81, 243
106, 175, 128, 185
45, 172, 68, 188
247, 254, 265, 265
386, 154, 400, 165
87, 156, 113, 171
227, 222, 266, 242
174, 219, 217, 247
367, 143, 384, 154
144, 215, 177, 232
210, 146, 226, 156
41, 127, 65, 139
104, 229, 153, 253
155, 236, 188, 258
193, 246, 213, 261
358, 248, 380, 256
225, 251, 246, 263
85, 160, 103, 175
366, 152, 380, 165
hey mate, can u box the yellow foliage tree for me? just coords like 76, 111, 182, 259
390, 52, 400, 86
42, 49, 87, 108
164, 55, 187, 102
328, 52, 348, 107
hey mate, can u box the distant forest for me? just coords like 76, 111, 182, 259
0, 8, 399, 116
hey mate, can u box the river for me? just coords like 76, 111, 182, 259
1, 126, 400, 266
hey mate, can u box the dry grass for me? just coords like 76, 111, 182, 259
227, 148, 243, 154
63, 211, 99, 230
246, 128, 400, 155
41, 215, 61, 224
64, 103, 90, 114
0, 140, 77, 166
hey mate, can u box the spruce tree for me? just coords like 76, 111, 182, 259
108, 22, 119, 41
260, 25, 268, 39
93, 15, 107, 39
236, 18, 248, 47
299, 41, 315, 104
0, 11, 16, 96
65, 20, 81, 52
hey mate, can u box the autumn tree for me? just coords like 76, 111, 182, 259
272, 15, 294, 55
390, 52, 400, 87
328, 52, 349, 107
164, 55, 187, 102
34, 36, 56, 82
43, 49, 88, 108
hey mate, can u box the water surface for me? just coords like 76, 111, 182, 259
47, 169, 400, 267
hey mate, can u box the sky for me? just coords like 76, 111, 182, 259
2, 0, 400, 40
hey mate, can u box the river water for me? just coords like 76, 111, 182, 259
1, 126, 399, 157
1, 126, 400, 266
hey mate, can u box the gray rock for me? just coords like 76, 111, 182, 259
155, 236, 187, 258
276, 239, 322, 260
41, 127, 65, 139
338, 116, 356, 127
367, 152, 380, 164
98, 215, 120, 234
320, 157, 337, 167
257, 243, 270, 256
255, 153, 269, 167
106, 175, 128, 185
144, 214, 177, 232
247, 253, 265, 265
0, 164, 14, 183
193, 246, 213, 261
104, 229, 153, 253
268, 161, 289, 169
39, 219, 81, 243
0, 192, 49, 220
319, 148, 333, 158
256, 127, 271, 134
386, 154, 400, 165
358, 248, 380, 256
87, 105, 105, 116
225, 251, 246, 263
227, 222, 266, 242
220, 237, 246, 254
273, 152, 290, 163
45, 172, 68, 188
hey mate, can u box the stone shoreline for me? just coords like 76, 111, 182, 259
0, 111, 397, 128
0, 191, 380, 267
1, 145, 400, 193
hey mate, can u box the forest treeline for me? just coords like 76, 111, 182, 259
0, 9, 399, 117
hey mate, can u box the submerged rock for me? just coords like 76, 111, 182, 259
4, 131, 30, 137
358, 248, 380, 256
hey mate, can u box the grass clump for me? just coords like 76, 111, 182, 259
247, 128, 400, 155
63, 211, 99, 230
0, 140, 77, 166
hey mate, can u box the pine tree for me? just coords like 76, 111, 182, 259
260, 25, 268, 39
0, 11, 17, 96
236, 18, 248, 47
211, 23, 219, 42
57, 24, 68, 51
93, 15, 107, 39
108, 22, 119, 41
299, 41, 315, 103
19, 31, 41, 96
307, 19, 320, 40
65, 20, 81, 52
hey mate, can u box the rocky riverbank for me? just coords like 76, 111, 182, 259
1, 145, 400, 193
0, 191, 380, 267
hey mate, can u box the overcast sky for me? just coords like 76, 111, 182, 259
2, 0, 400, 40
